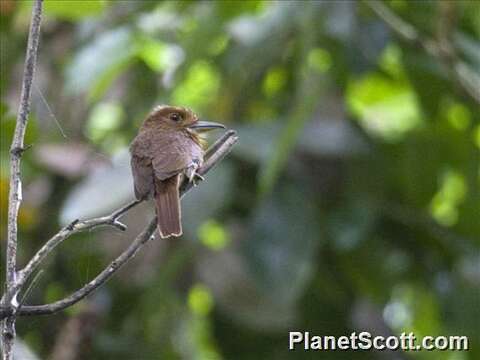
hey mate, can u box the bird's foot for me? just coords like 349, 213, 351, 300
185, 161, 204, 186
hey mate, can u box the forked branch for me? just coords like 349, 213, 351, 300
0, 130, 238, 319
2, 0, 43, 358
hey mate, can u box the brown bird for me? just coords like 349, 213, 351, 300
130, 105, 225, 238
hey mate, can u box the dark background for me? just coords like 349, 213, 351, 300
1, 0, 479, 359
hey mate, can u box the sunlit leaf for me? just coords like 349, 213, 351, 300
86, 102, 125, 143
307, 48, 332, 74
44, 0, 106, 20
139, 38, 184, 74
171, 61, 220, 111
346, 73, 422, 142
430, 169, 467, 227
198, 220, 230, 251
379, 43, 403, 78
262, 66, 287, 97
188, 284, 214, 316
446, 102, 471, 131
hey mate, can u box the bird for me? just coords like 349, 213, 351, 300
129, 105, 225, 238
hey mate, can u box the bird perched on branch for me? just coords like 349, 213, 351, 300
130, 105, 225, 238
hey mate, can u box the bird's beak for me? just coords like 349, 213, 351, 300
188, 120, 225, 132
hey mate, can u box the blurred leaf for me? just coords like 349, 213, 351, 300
188, 284, 214, 317
86, 101, 125, 143
307, 48, 332, 74
171, 61, 220, 112
446, 101, 471, 131
378, 43, 403, 78
44, 0, 106, 20
262, 66, 287, 97
183, 312, 221, 360
138, 38, 184, 74
430, 168, 467, 227
65, 27, 136, 100
346, 73, 422, 142
198, 220, 230, 251
207, 35, 229, 56
138, 38, 168, 72
474, 125, 480, 149
217, 0, 265, 20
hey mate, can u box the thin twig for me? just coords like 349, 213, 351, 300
364, 0, 480, 105
4, 219, 158, 318
2, 0, 43, 358
0, 130, 238, 319
14, 199, 143, 296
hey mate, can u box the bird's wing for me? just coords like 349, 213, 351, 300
150, 132, 202, 180
152, 147, 192, 180
130, 154, 155, 200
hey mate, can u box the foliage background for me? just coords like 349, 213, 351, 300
1, 0, 479, 359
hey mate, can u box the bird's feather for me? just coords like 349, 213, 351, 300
154, 175, 182, 238
130, 154, 154, 200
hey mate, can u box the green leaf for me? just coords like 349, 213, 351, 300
171, 61, 220, 111
64, 27, 136, 100
138, 39, 169, 73
346, 73, 422, 142
86, 101, 125, 143
198, 220, 230, 251
44, 0, 106, 21
262, 66, 287, 97
430, 169, 467, 227
446, 102, 472, 131
307, 48, 332, 74
188, 284, 214, 316
138, 37, 184, 74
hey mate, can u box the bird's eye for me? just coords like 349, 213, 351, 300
169, 113, 182, 122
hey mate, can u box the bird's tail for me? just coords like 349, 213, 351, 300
154, 175, 182, 238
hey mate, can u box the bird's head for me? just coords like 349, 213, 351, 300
144, 105, 225, 133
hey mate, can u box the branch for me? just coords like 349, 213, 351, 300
15, 129, 238, 294
0, 130, 238, 318
14, 199, 142, 295
2, 0, 43, 358
364, 0, 480, 105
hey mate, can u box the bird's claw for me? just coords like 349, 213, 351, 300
189, 172, 204, 186
186, 162, 204, 186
